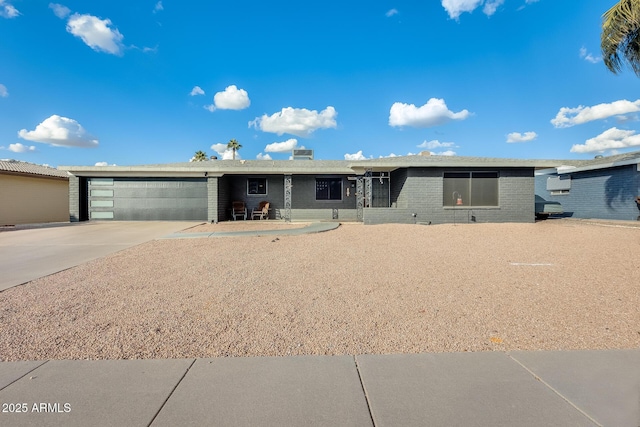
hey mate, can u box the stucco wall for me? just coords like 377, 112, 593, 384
535, 164, 640, 221
0, 174, 69, 225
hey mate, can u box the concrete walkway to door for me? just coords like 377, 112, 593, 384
0, 221, 200, 292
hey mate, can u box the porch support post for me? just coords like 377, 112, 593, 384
356, 176, 364, 222
284, 174, 292, 222
364, 170, 373, 209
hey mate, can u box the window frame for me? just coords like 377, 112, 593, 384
315, 177, 343, 201
247, 177, 268, 196
442, 171, 499, 207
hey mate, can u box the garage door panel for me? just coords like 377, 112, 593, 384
88, 178, 207, 221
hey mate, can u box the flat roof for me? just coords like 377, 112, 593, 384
59, 154, 573, 177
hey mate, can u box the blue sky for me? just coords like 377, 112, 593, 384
1, 0, 639, 166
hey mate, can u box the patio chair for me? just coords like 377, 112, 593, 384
251, 201, 270, 220
231, 201, 247, 220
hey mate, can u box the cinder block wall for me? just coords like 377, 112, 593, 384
69, 175, 80, 222
535, 165, 640, 220
365, 167, 534, 225
207, 177, 218, 223
390, 169, 408, 208
222, 174, 358, 221
290, 175, 356, 220
217, 176, 230, 221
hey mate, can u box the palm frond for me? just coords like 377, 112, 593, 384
601, 0, 640, 75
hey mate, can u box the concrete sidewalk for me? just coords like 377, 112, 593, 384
0, 349, 638, 426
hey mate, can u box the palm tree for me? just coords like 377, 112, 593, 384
601, 0, 640, 76
192, 150, 208, 162
226, 139, 242, 160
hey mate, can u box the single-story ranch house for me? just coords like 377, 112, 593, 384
0, 160, 69, 226
535, 150, 640, 221
60, 152, 579, 225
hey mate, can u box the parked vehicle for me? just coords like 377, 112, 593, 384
535, 195, 563, 219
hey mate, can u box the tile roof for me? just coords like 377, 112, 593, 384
0, 160, 69, 179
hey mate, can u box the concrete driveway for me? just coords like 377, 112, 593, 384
0, 221, 199, 292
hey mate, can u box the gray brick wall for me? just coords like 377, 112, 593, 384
217, 176, 230, 221
207, 177, 218, 223
535, 165, 640, 220
291, 175, 356, 209
222, 175, 284, 220
290, 175, 356, 221
365, 167, 534, 224
69, 175, 80, 222
390, 169, 408, 208
218, 174, 356, 221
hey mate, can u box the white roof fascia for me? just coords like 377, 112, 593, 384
535, 167, 562, 176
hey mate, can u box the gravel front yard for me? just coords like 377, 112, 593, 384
0, 220, 639, 361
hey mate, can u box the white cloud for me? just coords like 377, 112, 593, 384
506, 131, 537, 143
433, 150, 457, 156
344, 150, 367, 160
18, 115, 99, 148
551, 99, 640, 128
204, 104, 216, 112
7, 143, 36, 153
380, 152, 417, 158
66, 13, 124, 55
190, 86, 205, 96
0, 83, 7, 97
417, 139, 456, 149
220, 150, 240, 160
264, 138, 299, 153
213, 85, 250, 110
579, 46, 601, 64
570, 127, 640, 153
249, 106, 337, 137
210, 143, 241, 160
49, 3, 70, 19
483, 0, 504, 16
95, 161, 116, 166
153, 1, 163, 13
0, 0, 19, 18
441, 0, 483, 19
442, 0, 515, 19
256, 153, 272, 160
389, 98, 471, 128
616, 114, 639, 124
386, 8, 398, 17
210, 143, 227, 154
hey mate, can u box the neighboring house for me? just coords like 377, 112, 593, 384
535, 151, 640, 221
60, 153, 565, 225
0, 160, 70, 226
